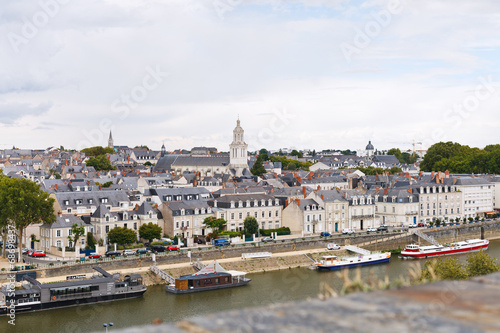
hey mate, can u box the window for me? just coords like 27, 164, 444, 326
105, 226, 109, 233
239, 213, 243, 219
231, 213, 235, 219
56, 230, 61, 237
269, 211, 272, 217
275, 210, 279, 217
134, 223, 137, 230
67, 208, 72, 213
176, 222, 179, 228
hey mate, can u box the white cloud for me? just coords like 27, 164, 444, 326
1, 0, 499, 152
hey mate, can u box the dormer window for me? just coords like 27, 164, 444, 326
246, 200, 251, 207
75, 199, 82, 205
123, 213, 128, 220
149, 212, 152, 218
268, 199, 273, 206
88, 199, 93, 204
64, 200, 69, 205
100, 198, 108, 203
230, 201, 235, 208
133, 215, 137, 220
105, 216, 109, 222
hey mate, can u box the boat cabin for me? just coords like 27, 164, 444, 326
404, 244, 420, 252
320, 255, 340, 265
175, 272, 233, 290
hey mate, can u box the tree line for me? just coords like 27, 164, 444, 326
420, 142, 500, 173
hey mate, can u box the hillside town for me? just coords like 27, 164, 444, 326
1, 119, 499, 257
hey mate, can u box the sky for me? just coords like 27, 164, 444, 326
1, 0, 500, 153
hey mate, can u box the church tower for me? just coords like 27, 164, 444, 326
229, 119, 248, 176
108, 131, 114, 148
161, 142, 166, 157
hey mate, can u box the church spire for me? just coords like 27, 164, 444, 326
108, 131, 114, 148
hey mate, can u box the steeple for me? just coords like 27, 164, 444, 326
108, 131, 114, 148
229, 118, 248, 176
161, 142, 166, 157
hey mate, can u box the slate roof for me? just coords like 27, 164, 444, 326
42, 214, 87, 229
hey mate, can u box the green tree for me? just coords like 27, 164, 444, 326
107, 227, 137, 246
144, 161, 153, 166
290, 150, 303, 158
139, 222, 163, 243
86, 232, 96, 250
96, 181, 113, 188
81, 146, 115, 157
67, 223, 85, 250
86, 155, 116, 171
243, 216, 258, 236
0, 177, 56, 259
421, 257, 468, 281
466, 250, 500, 277
251, 155, 267, 177
202, 217, 227, 236
134, 145, 150, 150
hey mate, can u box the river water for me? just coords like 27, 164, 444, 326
3, 240, 500, 333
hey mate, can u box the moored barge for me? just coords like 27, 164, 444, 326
401, 239, 489, 259
0, 267, 146, 316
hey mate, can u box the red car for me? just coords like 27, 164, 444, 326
167, 245, 179, 251
88, 253, 101, 259
417, 223, 425, 227
31, 250, 46, 257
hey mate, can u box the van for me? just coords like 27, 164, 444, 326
213, 239, 230, 246
150, 245, 166, 253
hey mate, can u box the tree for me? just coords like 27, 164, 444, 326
144, 161, 153, 166
134, 145, 150, 150
67, 223, 85, 250
290, 150, 303, 158
466, 250, 500, 277
251, 155, 267, 177
86, 232, 96, 250
139, 222, 162, 243
202, 217, 227, 236
81, 146, 115, 157
243, 216, 258, 236
107, 227, 137, 246
96, 181, 113, 188
86, 155, 116, 171
0, 177, 56, 259
421, 257, 468, 281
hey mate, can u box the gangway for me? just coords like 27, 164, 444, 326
150, 264, 175, 285
412, 229, 441, 246
344, 245, 372, 256
192, 259, 206, 271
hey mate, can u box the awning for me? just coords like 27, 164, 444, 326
226, 270, 247, 277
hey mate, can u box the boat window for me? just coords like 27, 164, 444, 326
215, 278, 220, 284
225, 277, 229, 283
196, 280, 200, 287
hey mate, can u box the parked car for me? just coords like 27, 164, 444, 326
342, 228, 355, 235
261, 237, 274, 242
320, 232, 331, 237
213, 239, 230, 246
88, 253, 101, 259
161, 238, 172, 244
123, 249, 136, 256
27, 249, 35, 256
408, 224, 417, 228
417, 222, 425, 227
31, 250, 46, 257
167, 245, 180, 251
327, 243, 340, 250
136, 248, 149, 255
366, 227, 377, 232
22, 248, 32, 255
377, 225, 388, 232
105, 250, 121, 257
150, 245, 166, 253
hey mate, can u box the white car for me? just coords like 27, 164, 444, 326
366, 227, 377, 232
327, 243, 340, 250
123, 249, 136, 256
261, 237, 274, 242
342, 228, 355, 235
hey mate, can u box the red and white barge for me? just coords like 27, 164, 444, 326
401, 239, 489, 259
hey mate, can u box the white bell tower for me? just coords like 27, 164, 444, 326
229, 118, 248, 176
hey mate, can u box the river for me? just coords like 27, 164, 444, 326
3, 240, 500, 333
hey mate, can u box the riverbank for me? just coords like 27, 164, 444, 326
31, 247, 341, 286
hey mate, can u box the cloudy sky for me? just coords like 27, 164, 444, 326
1, 0, 500, 153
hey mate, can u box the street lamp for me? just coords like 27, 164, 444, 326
103, 322, 114, 332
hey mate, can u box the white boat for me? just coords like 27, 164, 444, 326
401, 239, 489, 259
315, 252, 391, 270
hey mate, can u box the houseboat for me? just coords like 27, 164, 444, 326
401, 239, 489, 259
166, 261, 251, 294
0, 267, 147, 316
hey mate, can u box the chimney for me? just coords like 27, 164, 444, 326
297, 199, 301, 206
445, 170, 449, 177
317, 185, 321, 190
376, 186, 379, 194
285, 199, 289, 208
431, 171, 435, 178
297, 176, 302, 183
321, 194, 324, 201
407, 188, 412, 193
136, 170, 140, 175
222, 182, 225, 189
384, 188, 388, 195
271, 188, 274, 193
193, 179, 197, 187
55, 184, 58, 190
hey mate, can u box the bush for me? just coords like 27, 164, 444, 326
219, 231, 243, 237
260, 227, 291, 236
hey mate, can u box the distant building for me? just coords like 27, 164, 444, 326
108, 131, 114, 148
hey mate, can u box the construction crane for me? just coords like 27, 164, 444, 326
412, 140, 422, 158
